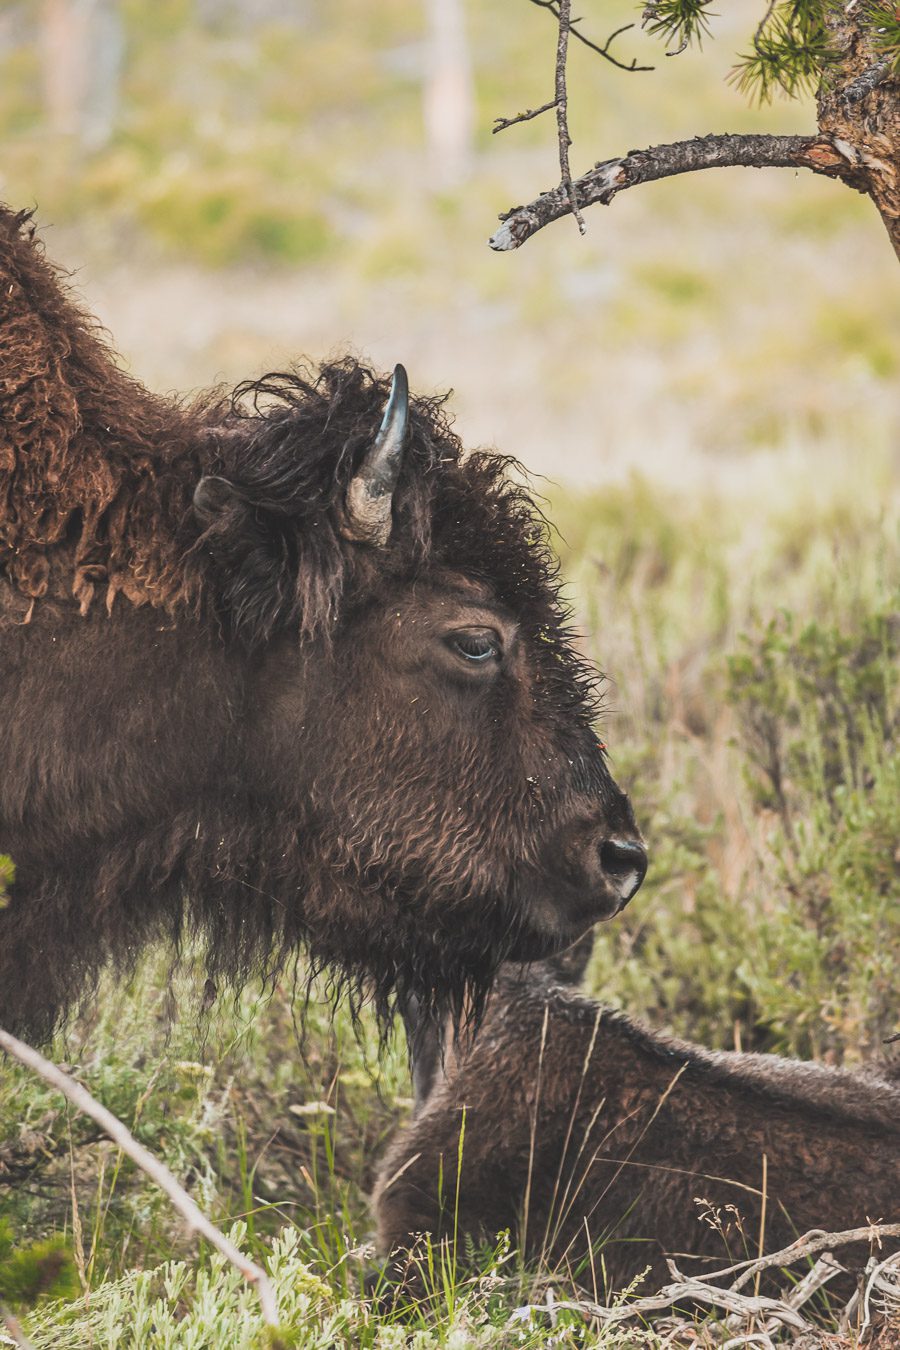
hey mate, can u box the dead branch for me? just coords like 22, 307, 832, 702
707, 1221, 900, 1295
493, 98, 558, 134
0, 1028, 280, 1330
841, 57, 892, 106
495, 2, 651, 229
0, 1305, 34, 1350
489, 131, 861, 250
509, 1222, 900, 1337
554, 0, 584, 234
527, 2, 653, 74
641, 2, 692, 58
513, 1274, 814, 1333
781, 1252, 846, 1309
862, 1249, 900, 1335
741, 1253, 846, 1343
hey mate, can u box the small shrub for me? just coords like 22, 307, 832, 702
725, 602, 900, 1058
0, 855, 13, 908
0, 1220, 78, 1310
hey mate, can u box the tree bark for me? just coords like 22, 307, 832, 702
490, 133, 859, 250
818, 4, 900, 262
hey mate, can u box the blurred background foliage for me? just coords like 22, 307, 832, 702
1, 2, 898, 1343
2, 0, 899, 473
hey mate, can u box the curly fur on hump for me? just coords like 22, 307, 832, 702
0, 207, 223, 615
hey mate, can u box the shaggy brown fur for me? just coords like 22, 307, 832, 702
0, 206, 644, 1042
375, 970, 900, 1295
0, 209, 222, 617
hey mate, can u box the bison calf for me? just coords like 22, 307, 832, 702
375, 971, 900, 1294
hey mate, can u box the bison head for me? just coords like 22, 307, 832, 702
192, 359, 646, 1024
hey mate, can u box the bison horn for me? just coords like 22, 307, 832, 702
193, 474, 238, 525
342, 364, 409, 547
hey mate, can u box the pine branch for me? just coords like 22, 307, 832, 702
489, 131, 860, 250
641, 0, 716, 56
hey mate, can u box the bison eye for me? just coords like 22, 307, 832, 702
447, 630, 501, 665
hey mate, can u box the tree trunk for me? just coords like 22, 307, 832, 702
818, 4, 900, 261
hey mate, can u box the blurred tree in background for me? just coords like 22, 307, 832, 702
1, 2, 896, 496
423, 0, 473, 188
39, 0, 123, 149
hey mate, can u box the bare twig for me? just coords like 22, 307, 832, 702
493, 98, 558, 135
507, 1224, 900, 1338
512, 1273, 814, 1332
0, 1305, 35, 1350
781, 1251, 846, 1309
703, 1221, 900, 1294
554, 0, 584, 235
495, 1, 651, 229
489, 131, 862, 250
746, 1253, 846, 1342
528, 1, 653, 73
641, 3, 690, 58
861, 1248, 900, 1335
754, 1151, 768, 1298
0, 1028, 281, 1330
753, 0, 778, 57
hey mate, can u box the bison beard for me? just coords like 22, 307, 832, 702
0, 206, 645, 1042
374, 968, 900, 1296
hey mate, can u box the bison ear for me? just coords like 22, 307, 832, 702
192, 473, 289, 641
341, 364, 409, 547
193, 475, 240, 526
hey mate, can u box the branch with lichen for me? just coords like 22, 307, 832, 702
489, 131, 862, 250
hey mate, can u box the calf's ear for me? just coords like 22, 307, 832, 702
341, 363, 409, 548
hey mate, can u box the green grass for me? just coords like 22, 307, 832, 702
563, 468, 900, 1060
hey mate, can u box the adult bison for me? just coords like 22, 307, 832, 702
0, 206, 646, 1042
375, 968, 900, 1296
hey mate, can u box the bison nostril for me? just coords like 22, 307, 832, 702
599, 838, 648, 905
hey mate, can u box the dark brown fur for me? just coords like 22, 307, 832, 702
375, 970, 900, 1294
0, 206, 643, 1042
